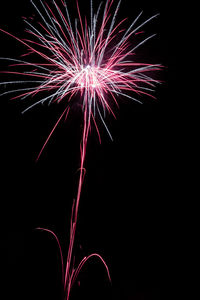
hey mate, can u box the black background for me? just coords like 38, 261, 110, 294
0, 1, 181, 299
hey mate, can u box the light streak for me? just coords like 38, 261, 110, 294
0, 1, 161, 299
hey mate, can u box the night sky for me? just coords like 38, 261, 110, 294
0, 1, 180, 299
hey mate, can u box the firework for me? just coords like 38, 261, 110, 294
0, 0, 161, 299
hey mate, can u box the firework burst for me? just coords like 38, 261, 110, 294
0, 0, 161, 299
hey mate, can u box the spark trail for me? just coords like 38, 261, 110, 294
0, 0, 161, 299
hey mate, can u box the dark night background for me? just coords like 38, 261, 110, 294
0, 0, 181, 299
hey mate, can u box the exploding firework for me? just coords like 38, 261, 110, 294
0, 0, 161, 299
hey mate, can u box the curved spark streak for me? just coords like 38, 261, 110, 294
0, 1, 161, 299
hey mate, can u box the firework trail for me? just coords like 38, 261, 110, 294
0, 0, 161, 299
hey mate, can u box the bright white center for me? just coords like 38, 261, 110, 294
78, 65, 100, 89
